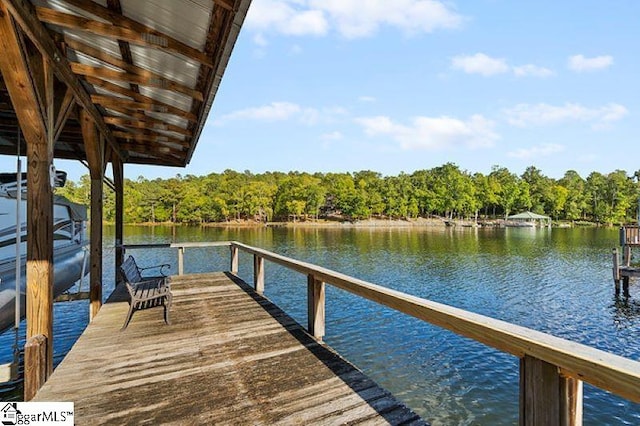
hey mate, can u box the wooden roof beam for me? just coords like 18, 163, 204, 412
213, 0, 235, 11
103, 116, 192, 138
3, 0, 121, 159
36, 6, 213, 68
63, 38, 203, 101
91, 94, 197, 122
53, 88, 76, 142
83, 76, 193, 121
112, 130, 188, 147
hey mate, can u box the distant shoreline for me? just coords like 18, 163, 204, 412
110, 218, 603, 228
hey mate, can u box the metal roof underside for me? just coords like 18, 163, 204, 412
0, 0, 251, 167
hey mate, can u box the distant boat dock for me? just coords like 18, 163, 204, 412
613, 225, 640, 296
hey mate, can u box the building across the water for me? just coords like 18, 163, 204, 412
506, 211, 551, 227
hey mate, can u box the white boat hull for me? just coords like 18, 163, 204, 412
0, 243, 88, 333
0, 174, 89, 334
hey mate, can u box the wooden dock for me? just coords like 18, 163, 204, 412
32, 272, 424, 425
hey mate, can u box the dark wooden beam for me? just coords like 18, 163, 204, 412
186, 3, 234, 164
53, 88, 75, 142
36, 6, 213, 67
120, 155, 182, 167
112, 154, 124, 285
3, 0, 121, 159
112, 130, 188, 147
213, 0, 235, 11
64, 38, 203, 101
117, 142, 185, 158
105, 0, 139, 96
80, 110, 103, 320
0, 2, 54, 383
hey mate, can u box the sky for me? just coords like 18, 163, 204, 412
2, 0, 639, 182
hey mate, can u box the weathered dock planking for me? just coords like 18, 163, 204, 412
32, 272, 424, 425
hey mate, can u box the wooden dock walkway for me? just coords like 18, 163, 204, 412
33, 272, 424, 425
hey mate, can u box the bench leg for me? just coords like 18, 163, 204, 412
121, 303, 136, 331
164, 293, 172, 325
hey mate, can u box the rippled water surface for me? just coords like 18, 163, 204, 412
2, 225, 639, 425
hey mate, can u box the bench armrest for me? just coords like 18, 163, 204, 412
139, 263, 171, 277
128, 277, 169, 290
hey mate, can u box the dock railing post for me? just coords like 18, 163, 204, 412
24, 334, 47, 401
254, 254, 264, 294
613, 248, 620, 294
230, 245, 239, 274
307, 274, 325, 341
178, 246, 185, 276
519, 355, 582, 426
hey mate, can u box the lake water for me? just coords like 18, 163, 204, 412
1, 225, 639, 425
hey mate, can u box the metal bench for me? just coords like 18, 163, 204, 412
119, 256, 172, 331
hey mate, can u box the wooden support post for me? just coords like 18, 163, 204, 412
307, 274, 325, 341
113, 155, 124, 284
561, 377, 583, 426
81, 111, 104, 320
622, 276, 630, 298
613, 248, 620, 295
230, 245, 238, 274
519, 355, 582, 426
178, 246, 184, 275
253, 254, 264, 294
623, 245, 631, 267
0, 5, 57, 383
24, 335, 47, 401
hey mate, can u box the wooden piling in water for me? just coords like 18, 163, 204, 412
24, 335, 47, 401
613, 248, 621, 294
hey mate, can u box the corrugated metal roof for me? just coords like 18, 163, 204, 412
0, 0, 252, 168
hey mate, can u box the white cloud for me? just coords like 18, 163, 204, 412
452, 53, 554, 78
215, 102, 301, 124
247, 1, 328, 37
513, 64, 554, 78
253, 33, 269, 47
451, 53, 509, 76
568, 54, 613, 72
213, 102, 348, 126
355, 114, 499, 150
246, 0, 464, 42
320, 131, 343, 141
309, 0, 464, 38
503, 102, 628, 129
507, 143, 565, 159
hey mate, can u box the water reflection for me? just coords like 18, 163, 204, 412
612, 293, 640, 329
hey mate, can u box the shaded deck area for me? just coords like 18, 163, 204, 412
33, 272, 423, 425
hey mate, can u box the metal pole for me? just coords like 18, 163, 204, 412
15, 129, 22, 330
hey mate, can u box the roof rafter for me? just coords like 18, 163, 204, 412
213, 0, 235, 11
36, 6, 213, 67
111, 130, 188, 147
103, 115, 191, 138
2, 0, 121, 159
71, 62, 203, 100
90, 94, 197, 122
84, 76, 193, 123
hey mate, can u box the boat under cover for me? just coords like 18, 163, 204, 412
0, 172, 88, 333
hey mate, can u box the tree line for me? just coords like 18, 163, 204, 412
56, 164, 640, 225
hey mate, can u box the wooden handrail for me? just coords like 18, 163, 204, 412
229, 241, 640, 404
